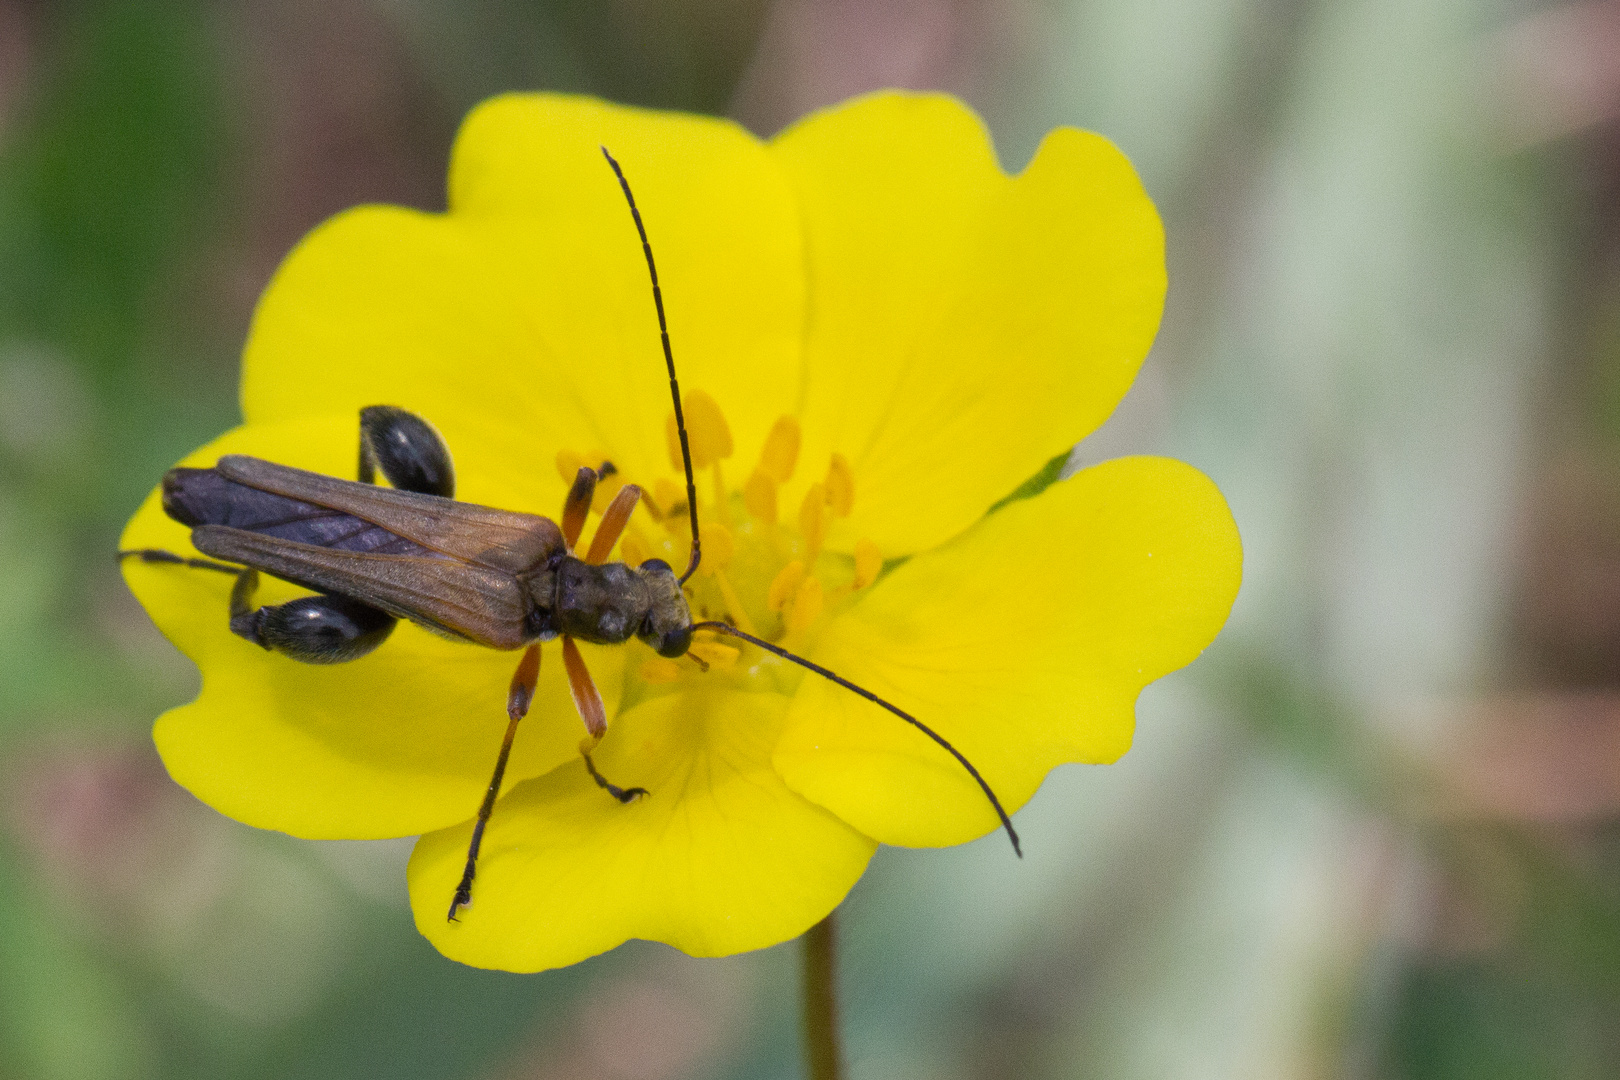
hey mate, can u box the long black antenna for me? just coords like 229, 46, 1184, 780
691, 620, 1023, 857
601, 146, 702, 585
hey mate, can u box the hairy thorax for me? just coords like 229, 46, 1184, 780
528, 556, 691, 657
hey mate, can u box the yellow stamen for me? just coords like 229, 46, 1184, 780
591, 471, 625, 514
695, 523, 754, 632
853, 538, 882, 589
757, 415, 801, 483
620, 532, 651, 569
768, 561, 806, 612
712, 570, 758, 636
639, 657, 683, 683
825, 454, 855, 517
653, 477, 684, 519
743, 469, 777, 525
688, 640, 740, 669
637, 490, 665, 522
667, 389, 733, 470
799, 482, 827, 562
785, 575, 823, 636
556, 449, 585, 486
699, 522, 735, 570
665, 415, 681, 473
712, 459, 730, 525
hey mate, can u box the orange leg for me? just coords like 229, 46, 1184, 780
561, 466, 597, 551
562, 635, 647, 803
584, 483, 642, 565
448, 643, 540, 921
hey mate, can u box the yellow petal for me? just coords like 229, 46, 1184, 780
409, 690, 876, 971
773, 456, 1240, 847
120, 417, 624, 838
242, 94, 803, 513
770, 92, 1164, 555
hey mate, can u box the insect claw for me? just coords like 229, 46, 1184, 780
583, 751, 649, 803
448, 881, 472, 922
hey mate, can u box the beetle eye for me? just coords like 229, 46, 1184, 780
657, 624, 692, 659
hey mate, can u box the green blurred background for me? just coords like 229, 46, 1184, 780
1, 0, 1615, 1076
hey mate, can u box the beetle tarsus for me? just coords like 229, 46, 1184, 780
448, 819, 486, 921
584, 752, 647, 803
449, 646, 540, 921
117, 547, 242, 574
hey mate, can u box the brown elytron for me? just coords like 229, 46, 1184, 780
119, 149, 1021, 924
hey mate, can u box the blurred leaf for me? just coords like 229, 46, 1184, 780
0, 0, 223, 377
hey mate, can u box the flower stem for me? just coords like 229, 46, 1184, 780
801, 913, 843, 1080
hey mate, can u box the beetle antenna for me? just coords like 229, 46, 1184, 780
690, 620, 1023, 857
601, 146, 702, 585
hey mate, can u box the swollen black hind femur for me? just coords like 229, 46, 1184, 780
232, 594, 397, 663
359, 405, 455, 498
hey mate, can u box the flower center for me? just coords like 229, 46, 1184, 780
554, 390, 883, 701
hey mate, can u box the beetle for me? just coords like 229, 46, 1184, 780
121, 149, 1019, 921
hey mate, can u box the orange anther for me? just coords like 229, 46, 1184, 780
743, 469, 778, 525
853, 538, 882, 589
757, 415, 801, 483
825, 454, 854, 517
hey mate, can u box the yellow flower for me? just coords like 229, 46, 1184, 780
119, 91, 1241, 971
